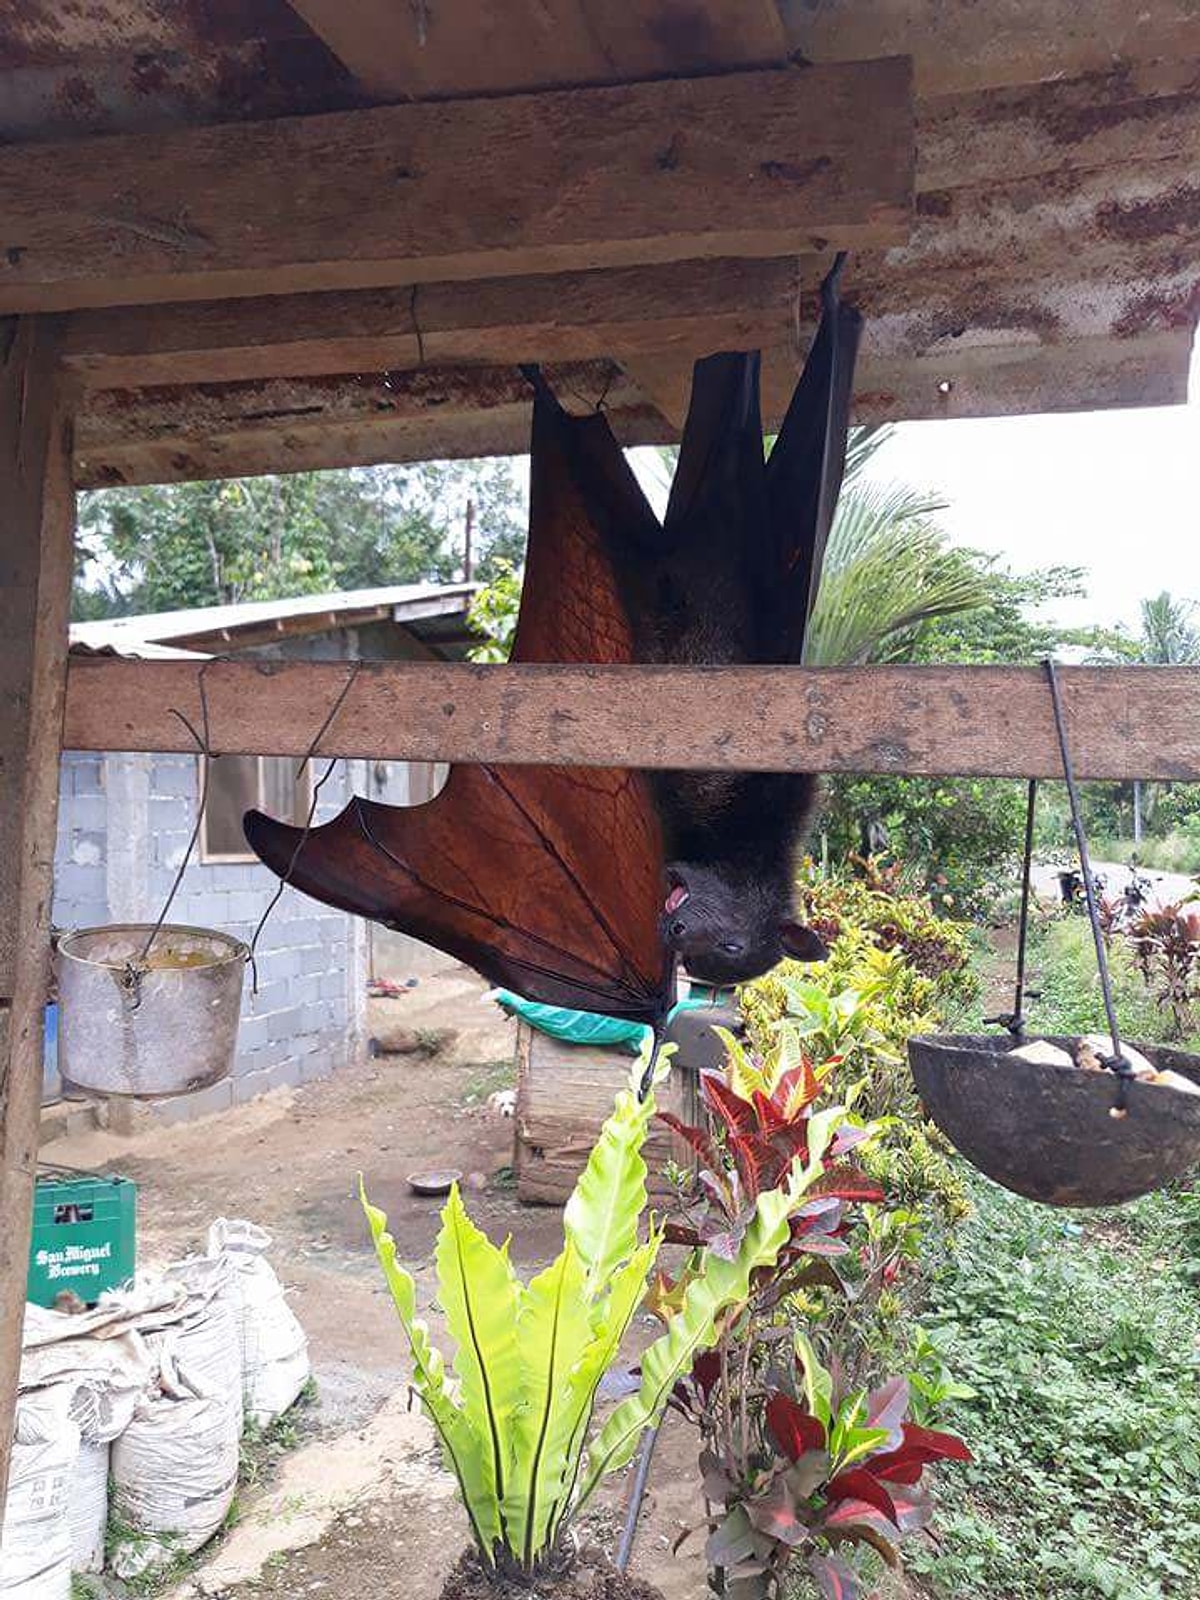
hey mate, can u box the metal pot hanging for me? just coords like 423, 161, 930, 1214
907, 661, 1200, 1209
56, 923, 247, 1099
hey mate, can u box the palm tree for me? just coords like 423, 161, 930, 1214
1137, 591, 1200, 666
803, 425, 989, 665
1126, 593, 1198, 841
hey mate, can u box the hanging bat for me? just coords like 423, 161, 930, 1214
244, 259, 860, 1019
521, 257, 861, 985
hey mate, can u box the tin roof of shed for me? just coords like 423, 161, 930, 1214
69, 582, 478, 658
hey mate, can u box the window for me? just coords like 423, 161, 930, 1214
199, 755, 313, 864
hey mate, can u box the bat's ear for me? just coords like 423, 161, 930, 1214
779, 921, 829, 963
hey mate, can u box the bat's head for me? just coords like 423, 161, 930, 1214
661, 864, 828, 985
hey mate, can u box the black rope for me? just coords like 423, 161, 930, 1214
247, 662, 364, 989
122, 663, 223, 1006
985, 779, 1039, 1037
1044, 659, 1134, 1109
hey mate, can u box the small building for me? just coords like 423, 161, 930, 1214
51, 584, 476, 1117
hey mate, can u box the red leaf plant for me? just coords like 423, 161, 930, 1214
651, 1037, 969, 1598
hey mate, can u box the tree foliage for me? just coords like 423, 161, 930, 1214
74, 459, 527, 619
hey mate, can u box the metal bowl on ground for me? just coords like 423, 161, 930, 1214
56, 924, 247, 1099
908, 1033, 1200, 1207
407, 1168, 462, 1197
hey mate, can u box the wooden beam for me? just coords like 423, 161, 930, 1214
74, 362, 671, 488
0, 59, 913, 315
286, 0, 790, 100
61, 659, 1200, 782
0, 317, 76, 1498
73, 320, 1192, 487
61, 258, 803, 390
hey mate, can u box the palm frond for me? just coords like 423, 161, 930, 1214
807, 490, 988, 668
842, 424, 896, 486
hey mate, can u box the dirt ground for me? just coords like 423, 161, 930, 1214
51, 969, 712, 1600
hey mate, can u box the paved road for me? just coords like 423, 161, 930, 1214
1032, 859, 1198, 907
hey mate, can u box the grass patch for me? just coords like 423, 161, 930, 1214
1089, 834, 1200, 877
461, 1057, 514, 1107
910, 1176, 1200, 1600
1014, 915, 1200, 1050
239, 1378, 319, 1491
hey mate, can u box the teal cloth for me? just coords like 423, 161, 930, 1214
490, 990, 706, 1052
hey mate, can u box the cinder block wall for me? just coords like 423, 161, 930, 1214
53, 754, 109, 930
50, 751, 367, 1121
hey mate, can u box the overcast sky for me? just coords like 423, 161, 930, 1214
863, 337, 1200, 633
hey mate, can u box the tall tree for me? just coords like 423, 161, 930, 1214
74, 458, 527, 619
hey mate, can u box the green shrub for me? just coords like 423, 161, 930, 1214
911, 1179, 1200, 1600
740, 869, 976, 1224
817, 775, 1027, 917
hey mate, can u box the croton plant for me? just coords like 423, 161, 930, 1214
655, 1025, 971, 1599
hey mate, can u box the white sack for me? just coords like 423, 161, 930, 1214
69, 1439, 109, 1574
109, 1380, 239, 1579
0, 1386, 78, 1600
152, 1255, 244, 1432
207, 1220, 309, 1426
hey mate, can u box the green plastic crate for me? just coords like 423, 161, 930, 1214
27, 1174, 136, 1308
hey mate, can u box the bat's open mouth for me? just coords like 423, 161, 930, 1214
664, 882, 689, 915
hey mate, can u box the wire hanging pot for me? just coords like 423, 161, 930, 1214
56, 923, 247, 1099
907, 661, 1200, 1208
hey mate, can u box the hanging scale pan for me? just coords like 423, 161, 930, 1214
907, 664, 1200, 1208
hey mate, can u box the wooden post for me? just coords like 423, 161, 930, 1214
0, 317, 75, 1498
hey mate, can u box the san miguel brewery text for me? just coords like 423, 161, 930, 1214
35, 1241, 113, 1280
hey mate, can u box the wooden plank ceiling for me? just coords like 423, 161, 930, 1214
2, 0, 1197, 485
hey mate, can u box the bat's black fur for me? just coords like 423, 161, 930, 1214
556, 262, 861, 987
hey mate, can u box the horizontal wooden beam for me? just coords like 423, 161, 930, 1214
61, 258, 803, 390
73, 317, 1193, 487
74, 361, 671, 487
62, 659, 1200, 782
0, 60, 912, 315
57, 67, 1200, 394
285, 0, 790, 101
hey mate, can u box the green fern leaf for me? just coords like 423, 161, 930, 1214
361, 1187, 502, 1560
436, 1184, 523, 1531
502, 1242, 596, 1568
564, 1049, 665, 1296
543, 1234, 662, 1551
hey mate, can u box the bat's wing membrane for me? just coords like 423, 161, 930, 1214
659, 258, 862, 662
765, 258, 864, 653
243, 385, 673, 1022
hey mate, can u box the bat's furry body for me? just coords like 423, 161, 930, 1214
244, 262, 861, 1015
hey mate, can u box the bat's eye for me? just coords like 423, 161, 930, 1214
721, 940, 745, 957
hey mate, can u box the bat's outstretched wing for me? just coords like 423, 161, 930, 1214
244, 385, 672, 1023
